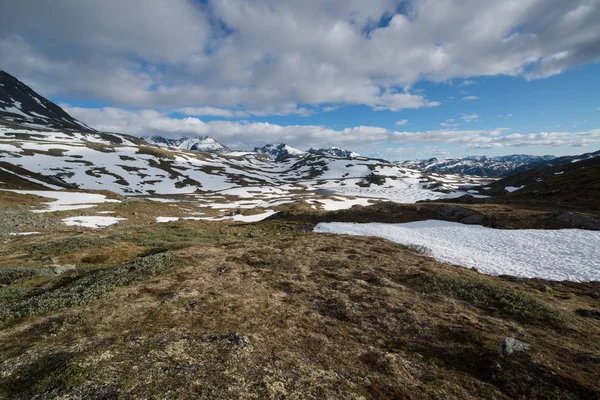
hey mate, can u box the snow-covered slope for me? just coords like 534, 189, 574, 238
0, 70, 93, 132
0, 123, 489, 199
0, 72, 489, 202
253, 143, 308, 161
402, 155, 557, 177
308, 147, 360, 159
142, 135, 231, 154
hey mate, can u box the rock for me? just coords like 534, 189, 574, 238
498, 337, 530, 356
439, 205, 481, 222
538, 284, 553, 293
38, 264, 76, 276
227, 332, 251, 347
575, 309, 600, 320
40, 255, 59, 263
460, 214, 485, 225
556, 212, 600, 230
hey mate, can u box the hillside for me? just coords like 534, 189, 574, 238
477, 155, 600, 211
1, 72, 600, 400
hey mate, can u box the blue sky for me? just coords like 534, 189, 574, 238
1, 0, 599, 159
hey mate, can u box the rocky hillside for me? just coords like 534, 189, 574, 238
0, 71, 93, 132
142, 135, 231, 154
402, 154, 557, 177
253, 143, 307, 161
308, 146, 360, 159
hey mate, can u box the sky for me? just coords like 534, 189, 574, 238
1, 0, 599, 160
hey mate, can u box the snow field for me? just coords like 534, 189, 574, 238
314, 220, 600, 282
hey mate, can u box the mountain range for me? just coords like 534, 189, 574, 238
0, 70, 489, 199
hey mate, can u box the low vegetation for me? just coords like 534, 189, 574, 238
0, 209, 598, 399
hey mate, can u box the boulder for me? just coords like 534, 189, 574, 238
498, 337, 530, 356
38, 264, 76, 276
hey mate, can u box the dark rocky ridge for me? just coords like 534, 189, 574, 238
0, 70, 93, 131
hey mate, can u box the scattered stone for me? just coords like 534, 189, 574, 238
575, 309, 600, 320
38, 264, 76, 276
366, 276, 382, 285
498, 337, 530, 356
538, 284, 553, 293
217, 265, 229, 275
184, 299, 202, 310
40, 255, 60, 263
226, 332, 251, 347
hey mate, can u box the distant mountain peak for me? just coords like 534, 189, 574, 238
253, 143, 307, 161
401, 154, 559, 177
142, 135, 231, 153
0, 70, 93, 131
308, 146, 360, 159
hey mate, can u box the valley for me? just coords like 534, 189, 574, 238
0, 71, 599, 399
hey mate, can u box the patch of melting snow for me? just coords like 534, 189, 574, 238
62, 216, 126, 228
155, 216, 206, 223
198, 210, 278, 223
0, 190, 121, 212
505, 186, 525, 193
555, 171, 564, 175
314, 220, 600, 282
9, 232, 41, 236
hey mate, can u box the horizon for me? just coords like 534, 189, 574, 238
1, 1, 599, 160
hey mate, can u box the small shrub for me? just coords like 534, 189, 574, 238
404, 244, 434, 257
80, 254, 110, 264
0, 253, 176, 323
27, 236, 114, 255
414, 274, 567, 327
0, 267, 37, 285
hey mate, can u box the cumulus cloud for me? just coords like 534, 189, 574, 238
462, 96, 478, 101
1, 0, 599, 113
66, 106, 600, 154
395, 119, 409, 126
460, 113, 479, 122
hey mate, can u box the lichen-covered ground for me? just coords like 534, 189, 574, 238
1, 191, 599, 399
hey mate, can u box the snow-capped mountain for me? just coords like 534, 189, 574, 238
0, 72, 488, 199
142, 135, 231, 154
308, 147, 360, 159
402, 155, 557, 177
0, 70, 93, 132
253, 143, 308, 161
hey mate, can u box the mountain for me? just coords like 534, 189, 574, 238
402, 154, 557, 176
476, 153, 600, 210
142, 135, 231, 153
253, 143, 307, 161
0, 70, 93, 131
308, 147, 360, 159
0, 72, 486, 199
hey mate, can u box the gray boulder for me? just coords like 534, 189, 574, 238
497, 337, 530, 356
38, 264, 76, 276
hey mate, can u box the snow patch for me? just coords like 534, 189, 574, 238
314, 220, 600, 282
62, 216, 126, 228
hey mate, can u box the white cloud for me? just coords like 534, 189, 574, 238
66, 106, 600, 152
395, 119, 408, 126
1, 1, 599, 113
462, 96, 478, 101
460, 113, 479, 122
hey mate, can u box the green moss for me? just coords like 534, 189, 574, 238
415, 274, 568, 327
0, 253, 177, 324
26, 235, 114, 256
0, 267, 38, 285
